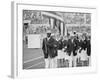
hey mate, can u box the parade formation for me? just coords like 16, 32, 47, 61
23, 10, 91, 69
42, 30, 91, 68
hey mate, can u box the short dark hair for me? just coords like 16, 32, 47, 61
24, 23, 28, 26
73, 32, 76, 34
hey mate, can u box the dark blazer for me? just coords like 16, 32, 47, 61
80, 39, 87, 50
87, 40, 91, 56
63, 40, 68, 48
42, 37, 58, 58
79, 39, 87, 54
73, 38, 80, 56
65, 39, 74, 56
62, 40, 68, 53
58, 39, 63, 50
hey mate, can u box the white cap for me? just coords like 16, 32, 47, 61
47, 30, 51, 33
51, 33, 55, 36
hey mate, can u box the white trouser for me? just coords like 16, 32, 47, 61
80, 50, 88, 61
68, 52, 77, 67
77, 49, 81, 63
69, 52, 73, 67
45, 57, 57, 68
87, 56, 91, 66
57, 50, 65, 59
72, 56, 77, 67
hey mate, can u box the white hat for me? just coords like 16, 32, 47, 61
47, 30, 51, 33
51, 33, 55, 36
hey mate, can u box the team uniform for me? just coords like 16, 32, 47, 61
72, 37, 80, 67
79, 39, 88, 66
57, 39, 65, 67
63, 38, 74, 67
42, 37, 58, 68
86, 39, 91, 66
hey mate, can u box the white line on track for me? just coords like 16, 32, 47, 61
26, 61, 45, 69
24, 56, 44, 64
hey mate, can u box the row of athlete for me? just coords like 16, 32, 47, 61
58, 34, 91, 57
57, 34, 91, 67
42, 32, 91, 68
